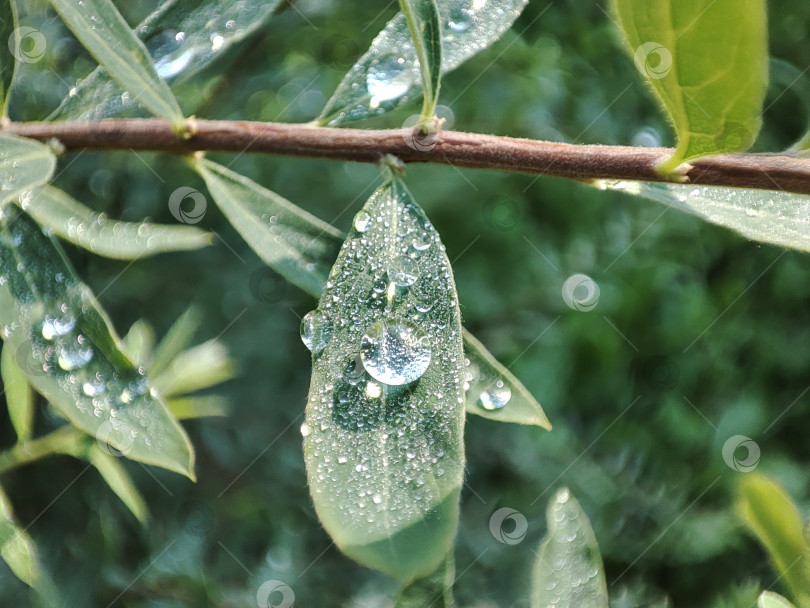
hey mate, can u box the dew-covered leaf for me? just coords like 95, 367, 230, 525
317, 0, 529, 126
46, 0, 183, 123
759, 592, 798, 608
1, 342, 35, 441
0, 205, 195, 478
0, 135, 56, 207
462, 330, 550, 429
302, 177, 465, 581
737, 474, 810, 608
152, 338, 235, 398
0, 0, 18, 116
0, 484, 39, 586
22, 186, 212, 259
49, 0, 283, 121
399, 0, 442, 119
599, 180, 810, 254
612, 0, 768, 172
531, 488, 608, 608
150, 306, 202, 375
395, 552, 455, 607
194, 159, 343, 298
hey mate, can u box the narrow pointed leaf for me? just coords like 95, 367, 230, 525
531, 488, 608, 608
759, 592, 798, 608
121, 319, 155, 368
85, 443, 149, 523
612, 0, 768, 172
317, 0, 529, 125
0, 485, 39, 586
737, 474, 810, 608
194, 162, 548, 426
49, 0, 284, 121
0, 135, 56, 207
167, 395, 229, 420
46, 0, 183, 122
395, 553, 455, 607
0, 1, 18, 116
302, 178, 465, 581
194, 159, 343, 297
0, 205, 195, 478
599, 180, 810, 254
152, 338, 235, 398
1, 343, 35, 441
23, 186, 211, 259
150, 306, 202, 375
399, 0, 442, 119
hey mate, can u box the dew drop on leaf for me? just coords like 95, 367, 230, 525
360, 319, 432, 386
478, 379, 511, 410
300, 310, 333, 354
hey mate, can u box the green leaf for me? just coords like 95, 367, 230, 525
0, 0, 18, 116
0, 205, 195, 479
395, 553, 455, 608
317, 0, 529, 125
49, 0, 284, 121
399, 0, 442, 120
194, 161, 548, 427
84, 443, 149, 523
22, 186, 211, 259
598, 180, 810, 254
612, 0, 768, 172
121, 319, 155, 368
737, 474, 810, 608
462, 329, 551, 429
0, 484, 39, 586
153, 338, 235, 398
302, 177, 465, 581
1, 343, 34, 441
167, 395, 229, 420
0, 134, 56, 207
531, 488, 608, 608
194, 158, 343, 297
150, 306, 202, 375
46, 0, 183, 123
759, 592, 798, 608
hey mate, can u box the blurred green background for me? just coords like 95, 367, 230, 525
2, 0, 810, 606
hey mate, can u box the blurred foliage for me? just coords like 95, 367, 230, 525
2, 0, 810, 606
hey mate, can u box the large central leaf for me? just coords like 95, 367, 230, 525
302, 177, 465, 581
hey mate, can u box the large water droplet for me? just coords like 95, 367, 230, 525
446, 0, 474, 33
57, 337, 94, 371
41, 314, 76, 340
360, 320, 431, 385
478, 379, 511, 410
366, 55, 414, 109
353, 210, 371, 233
300, 310, 333, 354
387, 256, 417, 287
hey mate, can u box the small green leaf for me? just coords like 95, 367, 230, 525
303, 177, 465, 581
1, 343, 34, 441
737, 474, 810, 608
395, 553, 455, 608
531, 488, 608, 608
167, 395, 229, 420
0, 484, 39, 586
85, 443, 149, 523
0, 205, 195, 479
0, 0, 18, 116
194, 159, 343, 297
0, 135, 56, 207
612, 0, 768, 172
317, 0, 529, 125
150, 306, 202, 375
759, 592, 798, 608
153, 339, 235, 398
46, 0, 183, 123
599, 180, 810, 254
121, 319, 155, 368
23, 186, 211, 259
399, 0, 442, 120
49, 0, 284, 121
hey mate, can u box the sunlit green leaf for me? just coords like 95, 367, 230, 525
152, 338, 235, 398
317, 0, 529, 125
84, 443, 149, 523
23, 186, 211, 259
598, 180, 810, 254
395, 553, 455, 607
531, 488, 608, 608
0, 134, 56, 207
612, 0, 768, 172
46, 0, 183, 123
1, 343, 34, 441
0, 484, 39, 586
0, 0, 18, 116
0, 205, 195, 478
303, 177, 464, 581
759, 592, 798, 608
167, 395, 229, 420
737, 474, 810, 608
399, 0, 442, 120
49, 0, 284, 121
121, 319, 155, 368
150, 306, 202, 375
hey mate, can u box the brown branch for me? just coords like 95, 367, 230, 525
5, 118, 810, 195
